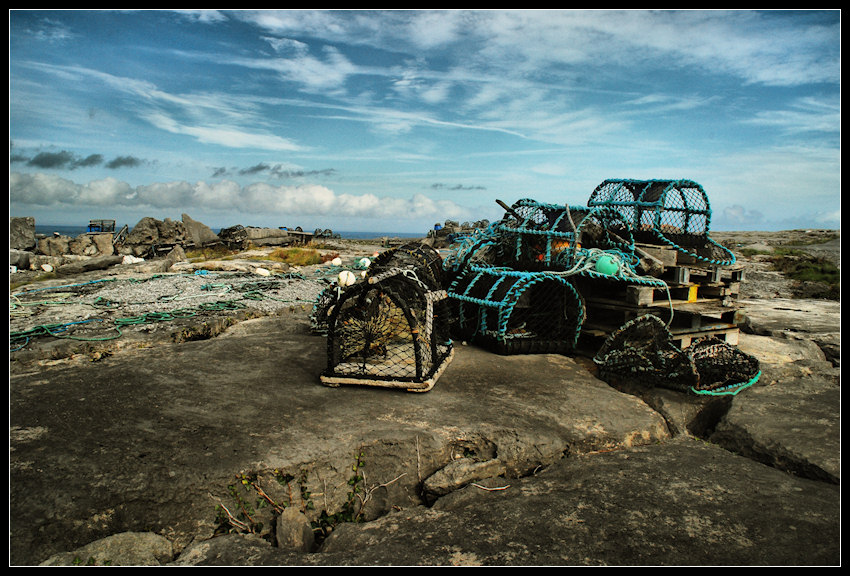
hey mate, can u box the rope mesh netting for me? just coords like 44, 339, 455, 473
593, 315, 760, 395
445, 200, 640, 274
448, 267, 586, 355
322, 243, 453, 389
587, 179, 735, 266
441, 198, 680, 355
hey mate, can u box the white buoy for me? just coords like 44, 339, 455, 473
331, 256, 343, 266
358, 257, 371, 268
338, 270, 356, 286
254, 267, 271, 276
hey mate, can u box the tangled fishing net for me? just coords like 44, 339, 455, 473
593, 315, 760, 395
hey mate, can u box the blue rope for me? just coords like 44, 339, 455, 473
690, 370, 761, 396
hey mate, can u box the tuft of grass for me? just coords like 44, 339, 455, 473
770, 251, 840, 299
738, 247, 771, 257
185, 244, 238, 261
268, 247, 323, 266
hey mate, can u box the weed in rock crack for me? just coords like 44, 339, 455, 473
213, 452, 372, 543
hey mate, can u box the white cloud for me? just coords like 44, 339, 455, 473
10, 172, 470, 223
143, 111, 302, 152
743, 95, 841, 135
262, 36, 309, 56
174, 10, 228, 24
231, 45, 359, 94
405, 10, 466, 49
77, 177, 134, 206
191, 180, 242, 210
9, 172, 79, 205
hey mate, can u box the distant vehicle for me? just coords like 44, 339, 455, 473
87, 219, 116, 233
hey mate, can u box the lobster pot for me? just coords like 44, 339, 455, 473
593, 315, 760, 395
321, 274, 453, 393
310, 284, 342, 336
367, 242, 445, 289
593, 315, 699, 392
587, 179, 713, 247
443, 206, 640, 276
588, 179, 736, 266
448, 267, 585, 355
689, 337, 761, 395
492, 199, 585, 271
441, 224, 516, 286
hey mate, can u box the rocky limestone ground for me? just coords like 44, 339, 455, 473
9, 231, 840, 566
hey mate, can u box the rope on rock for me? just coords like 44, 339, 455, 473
9, 269, 329, 351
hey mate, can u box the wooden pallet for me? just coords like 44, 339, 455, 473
576, 280, 738, 310
575, 270, 744, 353
636, 242, 744, 280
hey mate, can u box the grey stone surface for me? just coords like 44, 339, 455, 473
8, 233, 841, 566
39, 532, 173, 566
9, 216, 37, 251
182, 213, 220, 247
10, 248, 31, 269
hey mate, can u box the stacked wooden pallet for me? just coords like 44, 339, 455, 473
576, 242, 745, 352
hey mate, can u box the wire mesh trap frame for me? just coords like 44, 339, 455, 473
320, 243, 454, 392
446, 267, 586, 355
593, 314, 760, 395
312, 243, 445, 336
445, 201, 656, 274
490, 199, 586, 270
367, 242, 446, 289
442, 201, 670, 296
587, 179, 736, 266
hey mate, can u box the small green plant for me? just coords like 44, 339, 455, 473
770, 251, 840, 299
185, 245, 237, 261
268, 247, 323, 266
215, 452, 377, 541
738, 247, 771, 257
313, 451, 367, 536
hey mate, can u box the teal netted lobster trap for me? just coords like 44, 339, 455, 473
444, 199, 640, 274
587, 179, 735, 266
440, 197, 675, 355
320, 243, 454, 392
491, 199, 586, 270
446, 267, 586, 355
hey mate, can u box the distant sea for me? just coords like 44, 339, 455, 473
34, 225, 424, 241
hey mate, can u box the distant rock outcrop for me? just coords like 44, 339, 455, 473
9, 217, 37, 251
182, 213, 220, 247
120, 217, 187, 257
218, 225, 294, 249
36, 234, 73, 257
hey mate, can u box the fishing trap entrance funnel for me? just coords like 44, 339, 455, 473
321, 243, 454, 392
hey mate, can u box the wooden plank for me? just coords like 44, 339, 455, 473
634, 243, 679, 267
670, 325, 739, 349
625, 285, 656, 306
320, 348, 454, 393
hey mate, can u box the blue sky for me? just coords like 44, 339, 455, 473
9, 9, 841, 234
